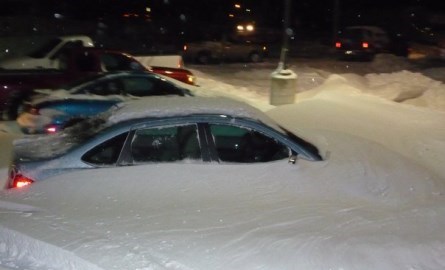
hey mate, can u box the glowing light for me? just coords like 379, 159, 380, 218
46, 126, 58, 134
234, 4, 241, 8
13, 175, 34, 188
246, 24, 254, 31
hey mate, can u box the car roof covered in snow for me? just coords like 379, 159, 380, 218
106, 96, 281, 129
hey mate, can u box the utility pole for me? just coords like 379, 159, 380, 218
269, 0, 297, 105
277, 0, 291, 71
333, 0, 340, 42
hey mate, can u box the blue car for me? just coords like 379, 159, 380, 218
17, 71, 193, 134
7, 96, 322, 188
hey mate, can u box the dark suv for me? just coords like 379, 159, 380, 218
334, 26, 408, 61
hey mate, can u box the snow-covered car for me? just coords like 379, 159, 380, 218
7, 96, 322, 188
3, 95, 445, 269
17, 71, 193, 134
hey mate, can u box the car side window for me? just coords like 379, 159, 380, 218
209, 124, 289, 163
121, 77, 155, 96
81, 132, 129, 165
86, 79, 123, 95
130, 124, 201, 163
100, 53, 145, 71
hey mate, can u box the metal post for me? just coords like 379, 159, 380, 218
269, 0, 297, 106
277, 0, 291, 71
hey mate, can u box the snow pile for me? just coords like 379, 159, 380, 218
0, 56, 445, 269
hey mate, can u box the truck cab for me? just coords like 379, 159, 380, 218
0, 35, 94, 69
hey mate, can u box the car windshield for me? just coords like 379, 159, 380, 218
27, 38, 62, 58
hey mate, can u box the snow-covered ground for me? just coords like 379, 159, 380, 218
0, 54, 444, 269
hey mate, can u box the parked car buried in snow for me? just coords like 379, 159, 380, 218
7, 96, 322, 188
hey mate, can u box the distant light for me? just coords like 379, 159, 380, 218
246, 24, 254, 32
362, 42, 369, 48
4, 49, 8, 53
228, 14, 234, 18
146, 7, 151, 12
234, 4, 241, 8
237, 25, 244, 31
54, 13, 64, 19
246, 9, 251, 12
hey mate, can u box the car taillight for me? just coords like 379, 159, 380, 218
362, 42, 369, 48
11, 175, 34, 188
45, 124, 59, 134
335, 42, 342, 48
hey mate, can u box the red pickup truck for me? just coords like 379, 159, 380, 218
0, 47, 196, 120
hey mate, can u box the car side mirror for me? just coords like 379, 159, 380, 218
288, 155, 298, 164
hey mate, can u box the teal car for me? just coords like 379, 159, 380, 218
17, 71, 193, 134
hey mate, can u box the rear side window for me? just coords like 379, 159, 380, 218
100, 53, 145, 71
130, 124, 201, 163
84, 79, 124, 95
81, 132, 129, 165
122, 77, 155, 96
122, 76, 185, 97
209, 124, 289, 163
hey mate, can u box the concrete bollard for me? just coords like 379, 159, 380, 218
269, 68, 297, 105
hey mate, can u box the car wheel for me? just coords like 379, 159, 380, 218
196, 51, 211, 64
249, 51, 262, 63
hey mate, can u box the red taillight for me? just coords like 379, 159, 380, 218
362, 42, 369, 48
335, 42, 342, 48
45, 125, 58, 134
12, 175, 34, 188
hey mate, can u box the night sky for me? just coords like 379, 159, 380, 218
0, 0, 443, 41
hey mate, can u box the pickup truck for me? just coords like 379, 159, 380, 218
0, 35, 95, 69
0, 35, 185, 70
0, 47, 196, 120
